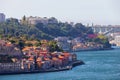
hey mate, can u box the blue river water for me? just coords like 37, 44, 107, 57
0, 49, 120, 80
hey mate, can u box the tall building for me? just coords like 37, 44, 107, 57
0, 13, 5, 23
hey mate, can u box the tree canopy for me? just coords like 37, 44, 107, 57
0, 18, 93, 40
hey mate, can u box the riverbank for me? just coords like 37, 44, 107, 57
72, 47, 113, 52
0, 60, 84, 75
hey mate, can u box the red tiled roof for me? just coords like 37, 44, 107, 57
28, 57, 34, 61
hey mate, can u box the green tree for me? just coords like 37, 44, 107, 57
49, 41, 63, 52
18, 40, 25, 50
22, 15, 27, 25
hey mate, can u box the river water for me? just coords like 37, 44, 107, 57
0, 49, 120, 80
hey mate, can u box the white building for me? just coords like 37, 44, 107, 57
115, 36, 120, 46
0, 63, 22, 72
26, 16, 58, 25
26, 16, 48, 25
54, 37, 70, 51
0, 13, 5, 23
54, 37, 69, 42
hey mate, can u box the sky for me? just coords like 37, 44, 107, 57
0, 0, 120, 25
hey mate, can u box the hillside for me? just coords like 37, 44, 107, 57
0, 18, 93, 40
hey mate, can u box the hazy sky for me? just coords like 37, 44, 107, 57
0, 0, 120, 25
